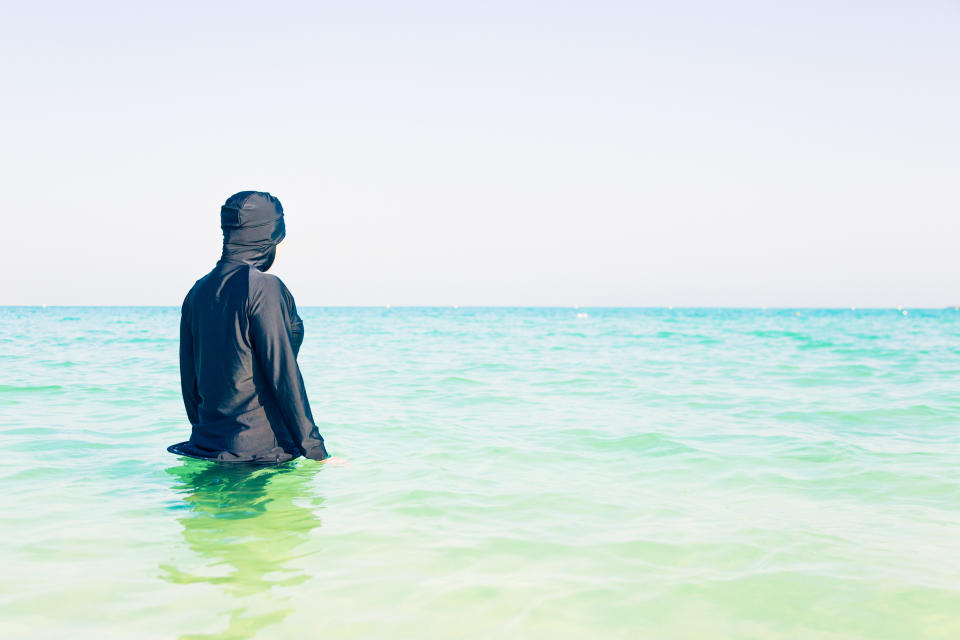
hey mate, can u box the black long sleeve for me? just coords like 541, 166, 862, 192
248, 275, 329, 460
179, 292, 200, 426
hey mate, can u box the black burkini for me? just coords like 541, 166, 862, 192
168, 191, 329, 464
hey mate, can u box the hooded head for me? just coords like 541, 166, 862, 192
219, 191, 286, 271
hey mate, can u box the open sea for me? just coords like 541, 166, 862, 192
1, 306, 958, 639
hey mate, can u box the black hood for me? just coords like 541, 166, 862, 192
219, 191, 286, 271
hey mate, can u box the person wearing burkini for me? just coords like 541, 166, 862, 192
168, 191, 330, 463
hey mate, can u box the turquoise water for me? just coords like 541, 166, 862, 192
1, 306, 959, 639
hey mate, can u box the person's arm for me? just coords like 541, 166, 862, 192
249, 275, 329, 460
179, 291, 200, 426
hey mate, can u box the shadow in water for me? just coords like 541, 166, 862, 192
162, 460, 325, 639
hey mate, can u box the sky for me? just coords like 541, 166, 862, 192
1, 0, 958, 307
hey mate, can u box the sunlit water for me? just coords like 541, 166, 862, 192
1, 306, 959, 639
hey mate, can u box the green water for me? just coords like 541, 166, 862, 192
1, 307, 959, 639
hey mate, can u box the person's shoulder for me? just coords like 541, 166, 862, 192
181, 276, 204, 310
248, 267, 287, 291
248, 268, 294, 305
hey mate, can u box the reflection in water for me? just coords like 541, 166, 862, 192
162, 460, 325, 639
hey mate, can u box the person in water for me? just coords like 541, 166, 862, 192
168, 191, 331, 464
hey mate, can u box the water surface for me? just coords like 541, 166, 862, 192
1, 307, 958, 638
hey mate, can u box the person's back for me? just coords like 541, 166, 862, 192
168, 191, 329, 464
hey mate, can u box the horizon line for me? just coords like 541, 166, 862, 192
2, 304, 958, 311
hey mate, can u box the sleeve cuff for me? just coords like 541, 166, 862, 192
303, 441, 330, 461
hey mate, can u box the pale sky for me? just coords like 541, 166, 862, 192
2, 1, 958, 307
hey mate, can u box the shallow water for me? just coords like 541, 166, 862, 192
1, 306, 959, 639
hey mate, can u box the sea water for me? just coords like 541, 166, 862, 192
1, 306, 958, 639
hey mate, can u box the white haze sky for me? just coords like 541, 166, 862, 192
2, 0, 958, 307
